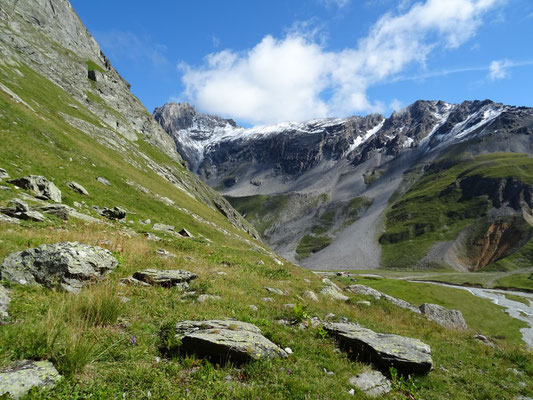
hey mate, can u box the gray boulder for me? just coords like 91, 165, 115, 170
0, 360, 62, 399
39, 204, 73, 220
1, 198, 45, 222
0, 214, 20, 224
0, 242, 118, 293
0, 284, 10, 322
97, 177, 111, 186
349, 370, 392, 397
304, 290, 319, 302
101, 206, 126, 220
132, 269, 197, 287
152, 223, 175, 234
196, 294, 221, 303
345, 284, 420, 313
67, 181, 89, 196
178, 228, 193, 238
264, 286, 285, 296
8, 176, 61, 203
324, 322, 433, 375
0, 168, 9, 180
419, 303, 468, 330
174, 320, 288, 363
321, 286, 349, 302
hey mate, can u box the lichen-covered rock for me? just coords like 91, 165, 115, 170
1, 198, 45, 222
324, 322, 433, 375
0, 214, 20, 224
264, 286, 285, 296
39, 204, 73, 220
419, 303, 468, 330
67, 181, 89, 196
0, 284, 10, 322
152, 223, 175, 234
0, 360, 62, 399
304, 290, 319, 302
132, 269, 197, 287
173, 320, 288, 363
321, 286, 349, 302
8, 176, 61, 203
0, 242, 118, 293
349, 370, 392, 397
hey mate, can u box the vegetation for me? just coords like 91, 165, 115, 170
295, 234, 332, 260
85, 60, 106, 74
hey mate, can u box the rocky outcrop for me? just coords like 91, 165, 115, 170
419, 303, 468, 330
131, 269, 197, 288
8, 176, 61, 203
324, 322, 433, 375
0, 360, 62, 399
101, 206, 126, 220
67, 181, 88, 196
349, 370, 392, 397
0, 242, 118, 292
173, 320, 288, 363
345, 284, 420, 313
1, 198, 45, 222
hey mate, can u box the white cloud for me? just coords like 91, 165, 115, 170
389, 99, 404, 111
488, 59, 511, 80
180, 0, 503, 125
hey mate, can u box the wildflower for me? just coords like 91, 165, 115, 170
130, 336, 137, 346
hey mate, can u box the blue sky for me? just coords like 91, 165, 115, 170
71, 0, 533, 126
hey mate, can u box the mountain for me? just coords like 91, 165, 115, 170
154, 100, 533, 271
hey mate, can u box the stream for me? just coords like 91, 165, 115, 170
410, 280, 533, 348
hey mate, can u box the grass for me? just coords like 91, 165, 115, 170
85, 60, 106, 74
295, 234, 332, 260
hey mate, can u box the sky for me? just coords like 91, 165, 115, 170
70, 0, 533, 126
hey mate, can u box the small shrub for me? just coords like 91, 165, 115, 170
389, 367, 420, 400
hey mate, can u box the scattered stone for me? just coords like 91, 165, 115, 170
337, 271, 354, 277
173, 320, 288, 362
217, 271, 227, 276
0, 242, 118, 293
249, 305, 258, 311
303, 290, 319, 302
101, 206, 126, 220
0, 185, 10, 190
474, 334, 496, 348
356, 300, 371, 307
70, 210, 100, 224
1, 198, 45, 222
184, 256, 195, 262
0, 168, 9, 180
284, 303, 295, 309
156, 249, 176, 258
273, 258, 284, 266
324, 322, 433, 375
323, 368, 335, 376
39, 204, 73, 220
349, 370, 392, 397
153, 223, 175, 234
120, 296, 131, 303
262, 297, 274, 302
357, 274, 383, 279
322, 278, 342, 291
419, 303, 468, 330
0, 213, 21, 225
145, 232, 161, 242
97, 177, 111, 186
178, 228, 193, 238
284, 347, 293, 355
67, 181, 88, 196
325, 313, 336, 320
0, 360, 62, 399
257, 260, 265, 266
120, 277, 151, 287
321, 286, 349, 302
0, 285, 10, 322
8, 176, 61, 203
345, 284, 420, 313
197, 294, 221, 303
348, 388, 355, 396
132, 269, 197, 287
304, 278, 311, 283
264, 286, 285, 296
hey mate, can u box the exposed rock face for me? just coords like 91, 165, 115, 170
0, 284, 10, 321
419, 303, 468, 330
8, 176, 61, 203
0, 242, 118, 292
39, 204, 73, 220
173, 320, 288, 363
0, 360, 62, 399
324, 322, 433, 374
131, 269, 197, 287
67, 181, 89, 195
349, 370, 392, 397
1, 198, 45, 222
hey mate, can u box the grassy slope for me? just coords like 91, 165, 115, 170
381, 153, 533, 270
0, 61, 531, 399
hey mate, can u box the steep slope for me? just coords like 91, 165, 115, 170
155, 101, 533, 270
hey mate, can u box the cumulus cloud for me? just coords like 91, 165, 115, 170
180, 0, 502, 125
488, 59, 511, 80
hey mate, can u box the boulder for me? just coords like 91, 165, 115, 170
67, 181, 89, 196
264, 286, 285, 295
1, 198, 45, 222
173, 320, 288, 363
39, 204, 73, 220
97, 177, 111, 186
321, 286, 349, 302
0, 242, 118, 293
145, 232, 161, 241
0, 168, 9, 180
324, 322, 433, 375
345, 284, 420, 313
101, 206, 126, 220
0, 284, 10, 322
153, 223, 175, 234
0, 360, 62, 399
178, 228, 193, 238
120, 276, 151, 287
419, 303, 468, 330
8, 175, 61, 203
349, 370, 392, 397
196, 294, 221, 303
303, 290, 319, 302
132, 269, 197, 287
0, 213, 20, 224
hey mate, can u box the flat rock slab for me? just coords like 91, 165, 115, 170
0, 284, 10, 322
67, 181, 88, 196
349, 370, 392, 397
324, 322, 433, 375
8, 175, 61, 203
132, 269, 197, 287
0, 360, 62, 399
0, 242, 118, 293
174, 320, 288, 363
419, 303, 468, 330
321, 286, 349, 302
345, 284, 420, 313
1, 198, 45, 222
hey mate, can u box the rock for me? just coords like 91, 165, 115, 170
197, 294, 221, 303
178, 228, 193, 238
0, 242, 118, 293
0, 213, 21, 224
0, 284, 10, 322
248, 305, 258, 311
264, 286, 285, 296
284, 303, 295, 309
284, 347, 293, 354
1, 198, 45, 222
356, 300, 371, 307
0, 360, 62, 399
345, 284, 420, 313
419, 303, 468, 330
325, 313, 336, 320
262, 297, 274, 302
324, 322, 433, 375
120, 276, 151, 287
67, 181, 89, 196
321, 286, 349, 301
153, 223, 175, 234
0, 168, 9, 180
39, 204, 73, 220
8, 176, 61, 203
156, 249, 176, 258
132, 269, 197, 287
349, 370, 392, 397
145, 232, 161, 242
474, 334, 497, 348
257, 260, 265, 266
303, 290, 319, 302
101, 206, 126, 220
97, 177, 111, 186
322, 278, 342, 291
173, 320, 288, 363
